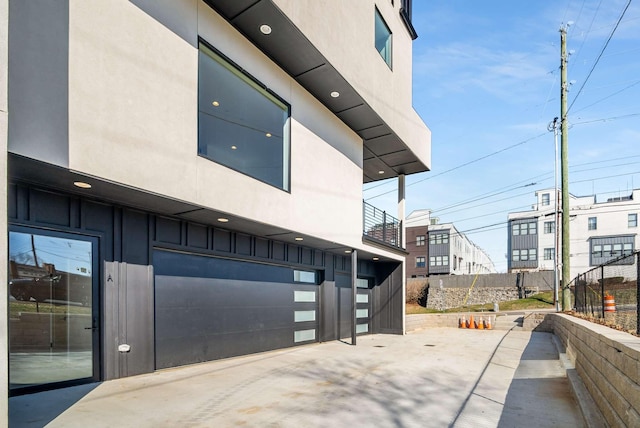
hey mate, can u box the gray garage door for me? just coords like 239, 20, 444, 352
153, 250, 319, 369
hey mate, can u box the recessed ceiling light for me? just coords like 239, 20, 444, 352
265, 133, 272, 138
330, 91, 340, 98
231, 145, 237, 150
212, 101, 220, 107
345, 250, 352, 254
73, 181, 92, 189
378, 170, 385, 175
260, 24, 272, 35
294, 237, 304, 241
373, 257, 380, 261
217, 218, 229, 223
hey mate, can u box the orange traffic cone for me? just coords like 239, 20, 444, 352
477, 316, 485, 330
485, 316, 492, 330
468, 314, 474, 329
459, 315, 466, 328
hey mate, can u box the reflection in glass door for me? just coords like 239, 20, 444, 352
8, 230, 98, 392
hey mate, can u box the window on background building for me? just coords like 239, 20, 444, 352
512, 224, 520, 235
542, 193, 550, 206
416, 235, 425, 246
375, 8, 392, 68
612, 243, 622, 258
544, 248, 555, 260
544, 221, 555, 234
588, 217, 597, 230
512, 250, 520, 262
624, 243, 633, 256
529, 249, 537, 261
592, 245, 602, 258
416, 256, 425, 268
629, 213, 638, 228
198, 41, 291, 191
529, 222, 537, 235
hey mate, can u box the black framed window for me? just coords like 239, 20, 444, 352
198, 41, 291, 191
588, 217, 597, 230
375, 8, 392, 68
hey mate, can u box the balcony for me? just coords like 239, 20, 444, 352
363, 201, 402, 250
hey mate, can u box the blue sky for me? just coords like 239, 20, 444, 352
364, 0, 640, 272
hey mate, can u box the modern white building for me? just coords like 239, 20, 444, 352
508, 188, 639, 279
405, 210, 495, 277
2, 0, 431, 412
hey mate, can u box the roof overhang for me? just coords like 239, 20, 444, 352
204, 0, 429, 182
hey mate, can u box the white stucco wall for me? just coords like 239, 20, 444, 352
272, 0, 431, 168
66, 1, 367, 250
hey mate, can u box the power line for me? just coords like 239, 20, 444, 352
364, 132, 548, 201
567, 0, 633, 114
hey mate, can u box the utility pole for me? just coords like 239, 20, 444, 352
560, 25, 571, 311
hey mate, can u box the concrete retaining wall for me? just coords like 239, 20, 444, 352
548, 314, 640, 427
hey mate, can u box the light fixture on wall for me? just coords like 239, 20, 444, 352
260, 24, 272, 35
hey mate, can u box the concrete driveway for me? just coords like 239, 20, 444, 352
10, 324, 583, 427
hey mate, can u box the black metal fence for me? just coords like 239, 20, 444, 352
571, 251, 639, 335
363, 201, 402, 249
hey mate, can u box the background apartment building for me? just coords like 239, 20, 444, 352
405, 210, 495, 277
508, 188, 639, 279
3, 0, 431, 410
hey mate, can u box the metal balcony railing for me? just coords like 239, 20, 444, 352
363, 201, 402, 249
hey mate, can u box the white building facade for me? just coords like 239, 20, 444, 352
508, 188, 639, 280
3, 0, 431, 410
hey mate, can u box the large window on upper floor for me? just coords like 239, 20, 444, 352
198, 41, 291, 191
375, 8, 392, 68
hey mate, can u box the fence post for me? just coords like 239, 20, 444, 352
382, 211, 387, 244
600, 266, 605, 319
637, 252, 639, 335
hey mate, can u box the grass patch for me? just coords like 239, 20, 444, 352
406, 291, 555, 314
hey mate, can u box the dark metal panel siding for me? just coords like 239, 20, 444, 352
213, 229, 232, 252
590, 235, 635, 266
372, 262, 403, 334
187, 223, 208, 249
156, 216, 182, 245
7, 183, 17, 220
509, 218, 538, 269
320, 280, 336, 342
122, 209, 149, 265
29, 189, 71, 227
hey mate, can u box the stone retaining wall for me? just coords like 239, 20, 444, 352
549, 313, 640, 427
423, 286, 538, 310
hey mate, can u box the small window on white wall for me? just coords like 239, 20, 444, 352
375, 8, 392, 68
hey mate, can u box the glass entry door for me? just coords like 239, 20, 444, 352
8, 229, 99, 393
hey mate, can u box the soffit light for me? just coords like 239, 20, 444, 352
345, 250, 352, 254
217, 218, 229, 223
73, 181, 92, 189
373, 257, 380, 261
231, 145, 237, 150
212, 101, 220, 107
260, 24, 272, 35
265, 133, 272, 138
295, 237, 304, 241
330, 91, 340, 98
378, 170, 385, 175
